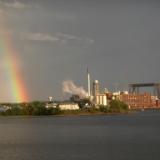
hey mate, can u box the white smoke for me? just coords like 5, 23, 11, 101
62, 80, 87, 98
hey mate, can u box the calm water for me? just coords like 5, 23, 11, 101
0, 111, 160, 160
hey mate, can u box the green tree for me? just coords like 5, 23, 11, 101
21, 103, 33, 115
31, 101, 47, 115
109, 100, 128, 113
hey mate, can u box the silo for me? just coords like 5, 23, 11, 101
95, 94, 108, 106
93, 80, 100, 97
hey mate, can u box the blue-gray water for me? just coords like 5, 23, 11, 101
0, 111, 160, 160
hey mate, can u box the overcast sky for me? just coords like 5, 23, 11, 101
0, 0, 160, 102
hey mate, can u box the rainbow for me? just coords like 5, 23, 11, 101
0, 12, 28, 102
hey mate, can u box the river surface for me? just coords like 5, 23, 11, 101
0, 110, 160, 160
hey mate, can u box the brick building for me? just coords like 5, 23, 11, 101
119, 93, 159, 109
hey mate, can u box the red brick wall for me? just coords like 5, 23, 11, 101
119, 93, 155, 109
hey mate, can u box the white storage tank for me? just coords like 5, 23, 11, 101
95, 94, 107, 106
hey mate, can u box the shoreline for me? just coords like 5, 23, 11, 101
0, 111, 133, 118
0, 108, 159, 118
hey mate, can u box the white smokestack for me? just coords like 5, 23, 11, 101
62, 80, 87, 98
87, 68, 91, 97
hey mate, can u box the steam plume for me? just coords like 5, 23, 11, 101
62, 80, 87, 98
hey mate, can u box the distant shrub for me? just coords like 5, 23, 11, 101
61, 109, 80, 115
11, 107, 23, 115
81, 107, 98, 113
109, 100, 128, 113
1, 106, 23, 116
22, 103, 34, 115
51, 107, 62, 115
31, 101, 46, 115
99, 105, 109, 113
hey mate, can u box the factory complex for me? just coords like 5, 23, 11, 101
1, 70, 160, 112
89, 80, 160, 109
46, 71, 160, 111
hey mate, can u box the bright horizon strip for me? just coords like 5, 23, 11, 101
0, 11, 28, 102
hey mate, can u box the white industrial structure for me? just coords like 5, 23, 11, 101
87, 68, 91, 97
93, 80, 100, 96
48, 96, 53, 102
92, 80, 108, 106
95, 93, 107, 106
58, 103, 79, 110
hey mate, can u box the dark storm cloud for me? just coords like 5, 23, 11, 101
0, 0, 160, 101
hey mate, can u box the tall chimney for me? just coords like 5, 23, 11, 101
87, 68, 91, 97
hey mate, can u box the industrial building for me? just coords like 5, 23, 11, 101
89, 78, 108, 106
46, 101, 79, 110
119, 93, 152, 109
95, 93, 107, 106
58, 102, 79, 110
93, 80, 100, 97
65, 76, 160, 109
119, 92, 160, 109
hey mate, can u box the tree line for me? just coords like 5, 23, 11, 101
0, 100, 129, 116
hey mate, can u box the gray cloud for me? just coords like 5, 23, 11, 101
0, 0, 39, 9
21, 32, 59, 42
56, 32, 94, 45
20, 32, 94, 45
0, 0, 28, 9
